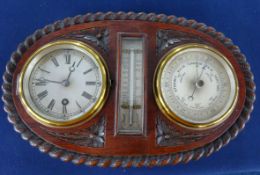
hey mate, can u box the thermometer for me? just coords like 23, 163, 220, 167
117, 37, 144, 134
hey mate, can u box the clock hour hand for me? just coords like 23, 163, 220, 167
62, 62, 76, 87
62, 61, 76, 87
65, 62, 76, 81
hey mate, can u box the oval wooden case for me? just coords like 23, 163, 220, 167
2, 12, 255, 167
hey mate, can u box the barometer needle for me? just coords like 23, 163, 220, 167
188, 58, 210, 100
188, 87, 197, 100
197, 58, 210, 81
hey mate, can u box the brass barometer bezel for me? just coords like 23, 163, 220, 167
18, 40, 110, 127
154, 43, 239, 129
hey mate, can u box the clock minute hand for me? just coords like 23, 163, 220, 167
45, 79, 63, 84
35, 78, 63, 85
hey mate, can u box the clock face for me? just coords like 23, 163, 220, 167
19, 40, 108, 127
154, 44, 238, 128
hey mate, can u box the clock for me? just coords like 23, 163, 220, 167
2, 12, 255, 167
18, 40, 109, 127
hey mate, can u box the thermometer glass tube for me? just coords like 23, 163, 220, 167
117, 37, 145, 134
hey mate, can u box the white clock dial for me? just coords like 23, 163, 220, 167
20, 40, 108, 126
155, 44, 238, 128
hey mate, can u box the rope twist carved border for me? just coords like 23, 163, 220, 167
2, 11, 255, 167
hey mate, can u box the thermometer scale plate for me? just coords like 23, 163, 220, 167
117, 36, 145, 134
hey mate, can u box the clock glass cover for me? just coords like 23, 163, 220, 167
19, 40, 108, 127
154, 44, 238, 128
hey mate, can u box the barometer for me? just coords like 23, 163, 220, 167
154, 44, 238, 128
2, 12, 255, 167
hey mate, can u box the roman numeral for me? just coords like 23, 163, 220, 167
35, 79, 47, 86
77, 58, 83, 67
51, 57, 59, 67
81, 91, 92, 100
38, 67, 50, 73
83, 68, 93, 75
83, 65, 98, 75
65, 54, 71, 64
86, 81, 97, 85
63, 105, 67, 114
75, 101, 83, 112
47, 99, 55, 110
37, 90, 48, 100
61, 98, 69, 115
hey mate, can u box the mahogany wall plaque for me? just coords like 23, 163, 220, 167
2, 12, 255, 167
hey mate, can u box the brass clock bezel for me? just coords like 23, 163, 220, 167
18, 40, 110, 127
154, 43, 239, 129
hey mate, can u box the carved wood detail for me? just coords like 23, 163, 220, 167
156, 117, 219, 146
157, 29, 209, 55
59, 28, 109, 51
42, 117, 105, 147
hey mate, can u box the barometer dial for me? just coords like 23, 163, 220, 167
19, 40, 109, 127
154, 44, 238, 128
